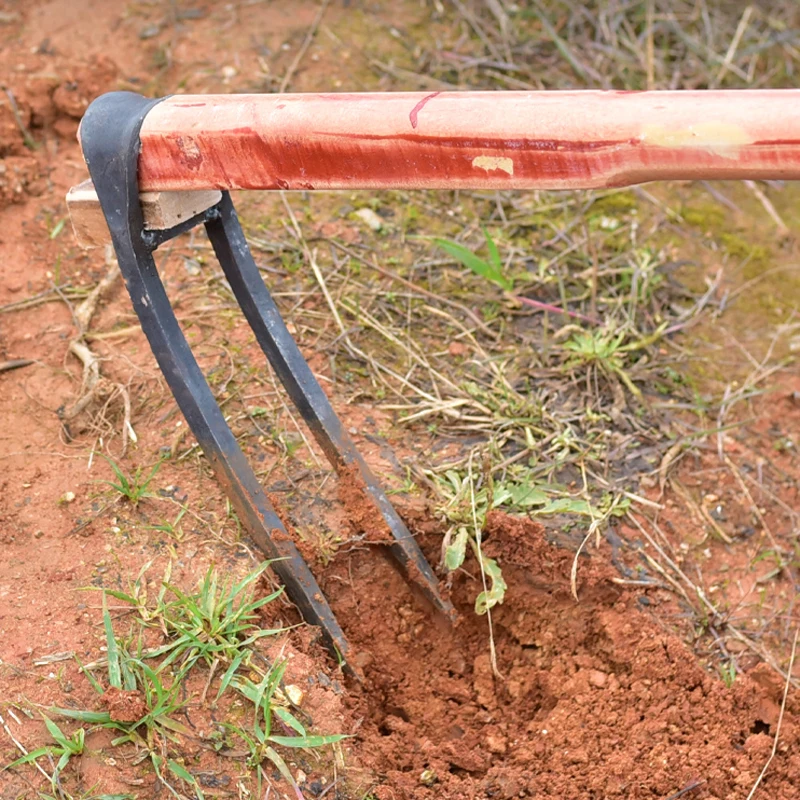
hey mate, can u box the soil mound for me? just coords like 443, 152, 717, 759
320, 511, 799, 799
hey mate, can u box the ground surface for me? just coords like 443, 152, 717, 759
3, 2, 800, 799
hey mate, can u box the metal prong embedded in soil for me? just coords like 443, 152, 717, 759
77, 91, 454, 661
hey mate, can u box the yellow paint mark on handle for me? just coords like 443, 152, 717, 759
641, 123, 753, 160
472, 155, 514, 175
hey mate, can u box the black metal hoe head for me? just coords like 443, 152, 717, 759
78, 92, 455, 673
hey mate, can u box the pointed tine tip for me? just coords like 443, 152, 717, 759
434, 591, 458, 624
397, 540, 457, 623
342, 659, 365, 684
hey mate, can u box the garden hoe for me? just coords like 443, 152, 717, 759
70, 89, 800, 669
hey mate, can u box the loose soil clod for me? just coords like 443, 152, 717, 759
337, 464, 393, 544
100, 687, 148, 724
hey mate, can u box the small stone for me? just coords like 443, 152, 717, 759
295, 769, 307, 785
139, 24, 161, 39
285, 684, 304, 706
60, 491, 76, 504
34, 530, 44, 539
354, 207, 383, 231
485, 733, 507, 754
419, 769, 437, 786
588, 670, 608, 689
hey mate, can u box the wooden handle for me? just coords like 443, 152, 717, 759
130, 90, 800, 192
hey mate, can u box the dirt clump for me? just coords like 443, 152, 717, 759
0, 53, 119, 208
49, 55, 118, 118
100, 687, 148, 723
319, 511, 800, 799
337, 463, 393, 543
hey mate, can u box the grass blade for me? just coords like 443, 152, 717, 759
217, 650, 247, 700
4, 746, 53, 769
265, 746, 305, 800
167, 759, 205, 800
50, 708, 112, 724
42, 715, 69, 749
102, 593, 122, 689
269, 734, 348, 748
435, 238, 509, 290
74, 652, 104, 694
274, 707, 306, 736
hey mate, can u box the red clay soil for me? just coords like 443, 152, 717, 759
2, 3, 800, 800
319, 510, 800, 799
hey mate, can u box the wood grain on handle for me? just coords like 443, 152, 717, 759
133, 91, 800, 192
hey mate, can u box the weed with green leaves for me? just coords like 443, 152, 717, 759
3, 714, 85, 792
435, 458, 629, 613
564, 323, 668, 399
99, 454, 162, 506
117, 562, 286, 680
60, 564, 346, 798
720, 660, 737, 688
435, 227, 513, 292
147, 505, 187, 541
226, 657, 346, 798
52, 594, 203, 799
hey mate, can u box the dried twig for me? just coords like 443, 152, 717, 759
1, 86, 36, 149
661, 779, 705, 800
0, 710, 52, 783
61, 258, 120, 421
279, 0, 330, 93
714, 5, 754, 86
743, 180, 790, 237
627, 511, 800, 689
531, 0, 603, 84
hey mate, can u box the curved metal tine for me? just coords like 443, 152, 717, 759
79, 93, 351, 665
111, 244, 351, 662
205, 193, 456, 622
121, 253, 351, 661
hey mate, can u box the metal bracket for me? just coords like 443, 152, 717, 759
79, 92, 455, 666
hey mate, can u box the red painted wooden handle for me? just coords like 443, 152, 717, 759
131, 90, 800, 192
